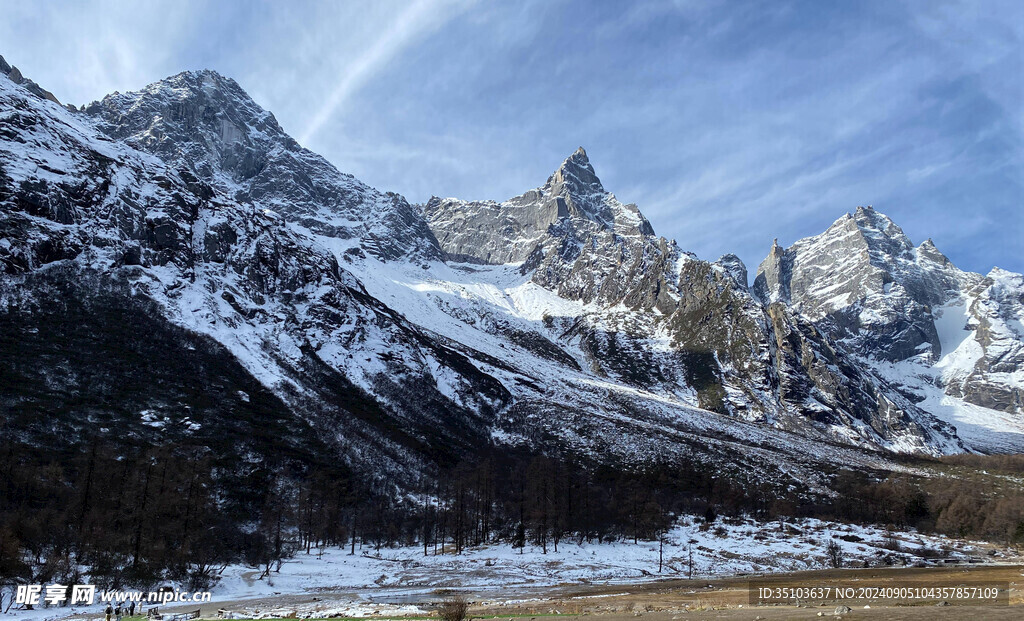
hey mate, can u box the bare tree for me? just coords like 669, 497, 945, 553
826, 539, 843, 568
438, 594, 469, 621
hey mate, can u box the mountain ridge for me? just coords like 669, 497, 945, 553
2, 55, 1022, 510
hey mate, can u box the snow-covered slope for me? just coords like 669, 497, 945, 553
423, 151, 964, 455
5, 515, 1000, 621
0, 61, 910, 503
0, 62, 508, 486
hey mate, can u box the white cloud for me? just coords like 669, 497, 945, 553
296, 0, 474, 147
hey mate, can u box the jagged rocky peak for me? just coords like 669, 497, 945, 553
424, 147, 654, 264
4, 57, 1014, 464
755, 238, 791, 303
551, 147, 603, 192
85, 69, 442, 262
750, 204, 1023, 421
751, 206, 966, 361
86, 69, 289, 166
713, 253, 749, 289
0, 68, 508, 483
849, 205, 919, 264
541, 146, 655, 235
917, 237, 954, 267
541, 147, 609, 221
753, 205, 966, 316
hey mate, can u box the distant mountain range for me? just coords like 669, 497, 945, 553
2, 56, 1022, 500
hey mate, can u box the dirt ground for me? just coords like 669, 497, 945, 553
142, 564, 1023, 621
470, 564, 1024, 620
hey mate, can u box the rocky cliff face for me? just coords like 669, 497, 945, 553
753, 206, 1023, 447
424, 147, 654, 266
0, 54, 60, 105
753, 206, 971, 359
954, 269, 1024, 413
0, 66, 506, 487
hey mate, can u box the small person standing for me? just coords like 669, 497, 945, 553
129, 601, 137, 617
105, 604, 114, 621
115, 603, 123, 621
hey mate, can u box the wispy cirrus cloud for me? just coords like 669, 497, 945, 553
1, 0, 1020, 275
296, 0, 474, 147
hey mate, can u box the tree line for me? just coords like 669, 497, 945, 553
2, 436, 1023, 599
817, 457, 1024, 544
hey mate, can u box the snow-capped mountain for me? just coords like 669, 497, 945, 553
426, 149, 967, 454
2, 58, 1021, 500
0, 61, 505, 487
754, 206, 1023, 451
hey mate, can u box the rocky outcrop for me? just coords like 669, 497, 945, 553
0, 55, 60, 104
0, 72, 507, 486
753, 206, 960, 360
424, 154, 964, 453
1, 61, 904, 505
947, 268, 1024, 413
4, 55, 1019, 479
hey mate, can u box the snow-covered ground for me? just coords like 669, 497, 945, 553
4, 516, 1007, 621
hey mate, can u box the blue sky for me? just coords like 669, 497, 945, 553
2, 0, 1021, 275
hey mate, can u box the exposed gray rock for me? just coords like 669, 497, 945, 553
1, 58, 61, 104
5, 65, 931, 507
946, 268, 1024, 414
714, 253, 748, 289
753, 206, 966, 360
426, 155, 964, 453
424, 147, 653, 265
4, 58, 1018, 477
0, 72, 507, 487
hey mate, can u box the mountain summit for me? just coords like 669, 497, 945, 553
85, 70, 442, 262
753, 207, 1022, 448
754, 205, 967, 321
542, 147, 612, 224
423, 147, 654, 265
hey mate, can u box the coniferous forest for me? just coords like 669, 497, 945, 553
2, 436, 1023, 595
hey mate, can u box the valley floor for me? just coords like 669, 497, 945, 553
6, 517, 1022, 621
